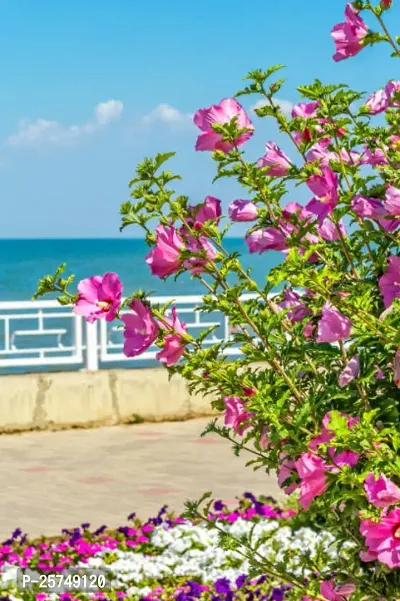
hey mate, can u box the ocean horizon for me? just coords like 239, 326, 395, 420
0, 238, 281, 302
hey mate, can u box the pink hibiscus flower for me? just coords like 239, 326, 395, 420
331, 3, 368, 62
122, 299, 159, 358
146, 225, 185, 279
156, 307, 188, 367
364, 472, 400, 508
223, 396, 253, 435
360, 508, 400, 567
74, 272, 122, 323
194, 98, 254, 153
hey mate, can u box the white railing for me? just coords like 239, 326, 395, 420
0, 295, 257, 373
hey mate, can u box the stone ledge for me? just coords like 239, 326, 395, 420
0, 369, 218, 434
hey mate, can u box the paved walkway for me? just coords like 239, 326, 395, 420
0, 418, 282, 539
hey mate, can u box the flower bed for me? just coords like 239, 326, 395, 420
0, 494, 344, 601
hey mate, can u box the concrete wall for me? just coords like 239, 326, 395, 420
0, 369, 218, 433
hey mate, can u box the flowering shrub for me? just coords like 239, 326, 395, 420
34, 1, 400, 599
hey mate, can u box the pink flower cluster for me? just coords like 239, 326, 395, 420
146, 215, 219, 280
278, 412, 360, 509
74, 272, 191, 366
123, 301, 188, 365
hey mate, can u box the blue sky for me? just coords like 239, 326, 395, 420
1, 0, 399, 238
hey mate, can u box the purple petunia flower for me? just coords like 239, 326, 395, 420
214, 577, 231, 594
236, 574, 248, 588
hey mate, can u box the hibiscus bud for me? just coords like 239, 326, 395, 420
242, 386, 256, 397
381, 0, 392, 8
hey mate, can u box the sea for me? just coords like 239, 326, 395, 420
0, 239, 281, 301
0, 239, 282, 374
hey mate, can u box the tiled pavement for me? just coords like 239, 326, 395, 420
0, 418, 282, 538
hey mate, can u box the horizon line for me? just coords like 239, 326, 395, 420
0, 236, 246, 241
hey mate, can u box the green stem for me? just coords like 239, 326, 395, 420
372, 6, 400, 56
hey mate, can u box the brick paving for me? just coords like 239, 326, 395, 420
0, 418, 282, 538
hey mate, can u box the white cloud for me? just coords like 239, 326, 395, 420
251, 97, 294, 117
95, 99, 124, 125
5, 99, 124, 148
141, 103, 193, 126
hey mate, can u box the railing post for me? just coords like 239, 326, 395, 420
85, 321, 99, 371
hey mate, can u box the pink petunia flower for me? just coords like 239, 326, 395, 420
338, 355, 360, 387
258, 141, 292, 176
379, 255, 400, 308
194, 98, 254, 153
317, 302, 352, 343
331, 3, 368, 62
229, 199, 258, 222
364, 472, 400, 508
360, 508, 400, 567
74, 273, 122, 323
122, 299, 159, 358
146, 225, 185, 279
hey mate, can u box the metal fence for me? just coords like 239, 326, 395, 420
0, 295, 256, 373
